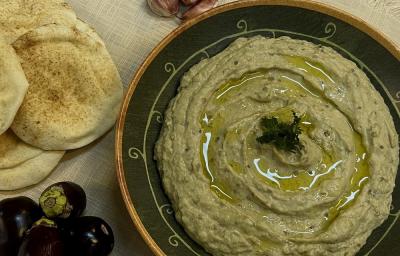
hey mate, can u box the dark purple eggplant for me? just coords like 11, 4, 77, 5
64, 216, 114, 256
17, 218, 63, 256
0, 197, 42, 256
39, 182, 86, 220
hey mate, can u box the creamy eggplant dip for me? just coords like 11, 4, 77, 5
155, 36, 399, 256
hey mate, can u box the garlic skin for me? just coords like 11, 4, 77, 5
182, 0, 217, 20
147, 0, 180, 17
180, 0, 200, 6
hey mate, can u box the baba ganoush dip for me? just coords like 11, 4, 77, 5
155, 36, 399, 256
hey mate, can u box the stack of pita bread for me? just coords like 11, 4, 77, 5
0, 1, 123, 190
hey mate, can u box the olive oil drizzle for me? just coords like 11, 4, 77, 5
213, 71, 265, 103
284, 55, 335, 86
249, 110, 342, 192
198, 55, 370, 228
325, 132, 369, 225
200, 114, 236, 202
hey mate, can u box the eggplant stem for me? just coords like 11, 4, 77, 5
39, 187, 67, 218
44, 197, 56, 208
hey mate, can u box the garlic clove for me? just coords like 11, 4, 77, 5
182, 0, 217, 20
180, 0, 200, 6
147, 0, 180, 17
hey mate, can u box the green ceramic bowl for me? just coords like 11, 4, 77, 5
116, 1, 400, 255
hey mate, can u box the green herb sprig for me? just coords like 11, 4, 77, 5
256, 112, 303, 153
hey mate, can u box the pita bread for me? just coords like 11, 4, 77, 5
0, 36, 29, 135
74, 18, 105, 45
0, 0, 77, 43
0, 130, 64, 191
11, 23, 123, 150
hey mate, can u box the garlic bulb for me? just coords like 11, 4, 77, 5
147, 0, 180, 17
180, 0, 200, 6
182, 0, 217, 20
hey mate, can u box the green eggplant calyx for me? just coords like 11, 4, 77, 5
39, 186, 69, 218
33, 217, 57, 228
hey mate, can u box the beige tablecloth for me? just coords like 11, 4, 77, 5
1, 1, 399, 255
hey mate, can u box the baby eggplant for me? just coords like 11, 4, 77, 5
64, 216, 114, 256
39, 182, 86, 220
17, 218, 63, 256
0, 196, 42, 256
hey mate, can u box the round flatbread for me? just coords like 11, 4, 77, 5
0, 0, 77, 43
0, 36, 29, 135
0, 130, 64, 191
11, 23, 123, 150
74, 18, 104, 44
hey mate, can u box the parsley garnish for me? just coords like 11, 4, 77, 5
256, 112, 303, 153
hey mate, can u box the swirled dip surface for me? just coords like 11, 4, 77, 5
155, 36, 399, 256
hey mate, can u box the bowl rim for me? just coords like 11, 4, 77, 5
115, 1, 400, 255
